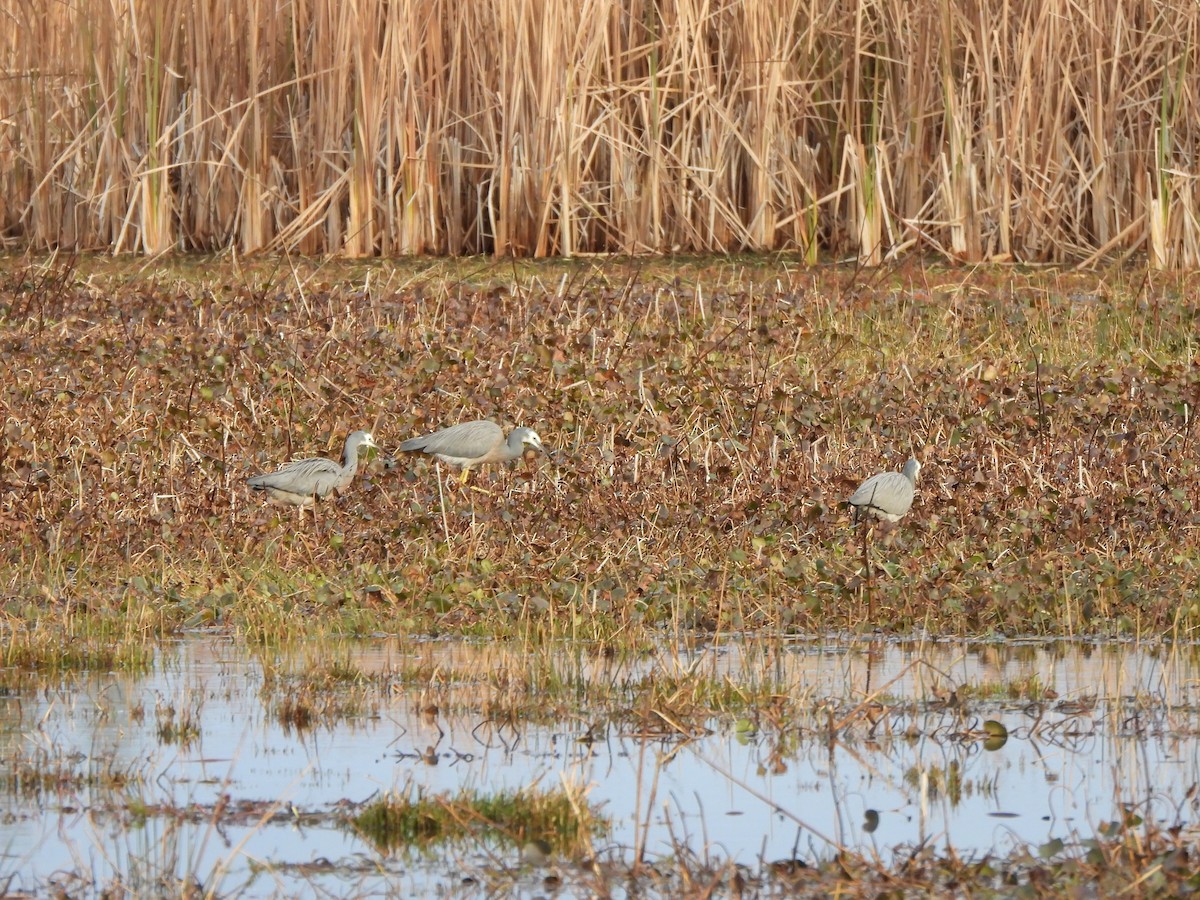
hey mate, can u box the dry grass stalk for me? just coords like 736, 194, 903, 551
0, 2, 1198, 263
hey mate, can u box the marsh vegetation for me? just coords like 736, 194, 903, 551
4, 256, 1200, 648
3, 2, 1199, 266
2, 254, 1200, 895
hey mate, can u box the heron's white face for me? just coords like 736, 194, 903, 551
362, 432, 378, 448
522, 430, 545, 452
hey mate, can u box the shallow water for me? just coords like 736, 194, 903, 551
2, 636, 1199, 896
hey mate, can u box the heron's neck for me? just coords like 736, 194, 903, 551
505, 435, 525, 461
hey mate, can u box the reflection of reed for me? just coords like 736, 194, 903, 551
3, 633, 1200, 889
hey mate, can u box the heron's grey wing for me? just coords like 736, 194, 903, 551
399, 420, 502, 458
249, 456, 343, 497
847, 473, 874, 505
848, 471, 913, 514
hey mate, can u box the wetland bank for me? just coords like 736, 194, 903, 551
3, 256, 1200, 895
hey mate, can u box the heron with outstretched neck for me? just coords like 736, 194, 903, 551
396, 420, 545, 484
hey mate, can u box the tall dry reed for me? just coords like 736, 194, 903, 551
1, 0, 1197, 265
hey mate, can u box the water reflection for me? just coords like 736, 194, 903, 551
1, 636, 1198, 895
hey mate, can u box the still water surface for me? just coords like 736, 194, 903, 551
1, 636, 1198, 895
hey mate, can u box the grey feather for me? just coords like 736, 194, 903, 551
847, 457, 920, 523
400, 420, 504, 461
248, 430, 377, 507
399, 419, 544, 469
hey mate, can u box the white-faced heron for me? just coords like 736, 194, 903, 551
397, 419, 544, 482
247, 430, 378, 507
847, 457, 921, 523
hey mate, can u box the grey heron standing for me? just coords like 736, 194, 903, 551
247, 430, 379, 512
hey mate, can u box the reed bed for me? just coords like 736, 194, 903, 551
2, 1, 1198, 265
